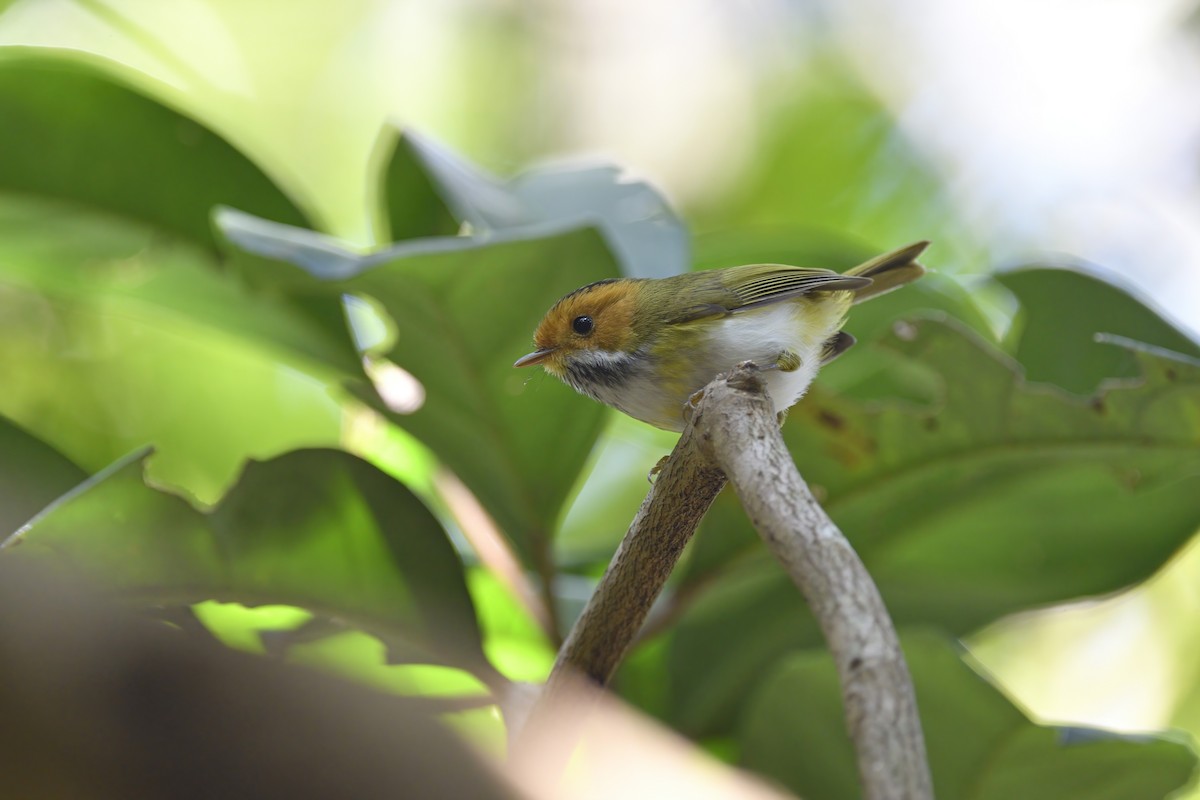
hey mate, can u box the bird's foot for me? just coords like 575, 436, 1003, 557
647, 454, 671, 484
770, 349, 802, 373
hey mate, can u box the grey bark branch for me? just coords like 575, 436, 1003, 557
696, 366, 933, 800
518, 364, 932, 800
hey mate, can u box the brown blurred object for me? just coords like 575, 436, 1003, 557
0, 558, 802, 799
0, 562, 516, 800
508, 670, 797, 800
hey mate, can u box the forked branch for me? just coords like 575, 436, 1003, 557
517, 364, 932, 800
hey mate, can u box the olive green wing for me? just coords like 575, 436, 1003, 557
667, 264, 870, 324
721, 264, 871, 309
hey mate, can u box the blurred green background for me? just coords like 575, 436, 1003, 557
2, 1, 1199, 797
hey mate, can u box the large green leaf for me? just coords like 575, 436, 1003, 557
0, 49, 363, 497
0, 47, 315, 250
654, 317, 1200, 734
740, 631, 1196, 800
1, 448, 486, 670
998, 266, 1200, 395
0, 191, 361, 376
0, 415, 86, 537
349, 230, 616, 561
397, 129, 688, 278
0, 196, 349, 499
370, 127, 460, 244
219, 210, 619, 562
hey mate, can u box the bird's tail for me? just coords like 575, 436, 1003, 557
845, 241, 930, 303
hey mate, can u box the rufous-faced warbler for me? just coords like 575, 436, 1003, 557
514, 241, 929, 431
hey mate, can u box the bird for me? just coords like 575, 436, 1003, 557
514, 241, 929, 431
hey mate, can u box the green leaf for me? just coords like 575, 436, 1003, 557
0, 414, 86, 537
659, 317, 1200, 734
0, 47, 314, 250
997, 265, 1200, 395
0, 192, 361, 376
740, 631, 1196, 800
2, 448, 486, 671
0, 196, 348, 499
219, 210, 621, 562
0, 49, 361, 495
349, 229, 617, 561
369, 127, 464, 244
400, 129, 688, 278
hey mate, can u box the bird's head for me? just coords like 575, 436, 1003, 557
513, 278, 644, 376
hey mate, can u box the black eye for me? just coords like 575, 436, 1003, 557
572, 315, 594, 336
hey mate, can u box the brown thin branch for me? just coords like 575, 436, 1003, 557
545, 410, 727, 688
510, 403, 727, 759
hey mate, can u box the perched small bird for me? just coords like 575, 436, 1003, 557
515, 241, 929, 431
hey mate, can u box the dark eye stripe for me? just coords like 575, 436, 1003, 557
572, 315, 594, 336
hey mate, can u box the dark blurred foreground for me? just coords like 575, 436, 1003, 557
0, 563, 515, 800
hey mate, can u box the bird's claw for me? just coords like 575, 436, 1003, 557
647, 454, 670, 484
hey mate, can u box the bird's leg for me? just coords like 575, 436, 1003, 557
765, 349, 802, 372
768, 351, 802, 426
647, 454, 670, 483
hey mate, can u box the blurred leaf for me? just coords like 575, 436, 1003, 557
740, 630, 1196, 800
0, 193, 361, 376
468, 569, 556, 683
0, 226, 345, 500
0, 47, 314, 250
0, 50, 358, 499
0, 414, 86, 537
350, 229, 616, 562
2, 448, 487, 672
660, 317, 1200, 734
220, 209, 620, 563
998, 265, 1200, 395
369, 127, 463, 244
690, 55, 978, 273
400, 129, 688, 278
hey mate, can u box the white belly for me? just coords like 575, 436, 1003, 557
701, 301, 838, 414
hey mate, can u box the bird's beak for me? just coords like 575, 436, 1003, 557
513, 348, 556, 368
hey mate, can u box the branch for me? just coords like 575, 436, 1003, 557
510, 399, 726, 758
547, 405, 727, 689
694, 366, 932, 800
517, 364, 932, 800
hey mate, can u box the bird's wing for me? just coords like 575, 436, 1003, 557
666, 265, 870, 324
722, 264, 871, 310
